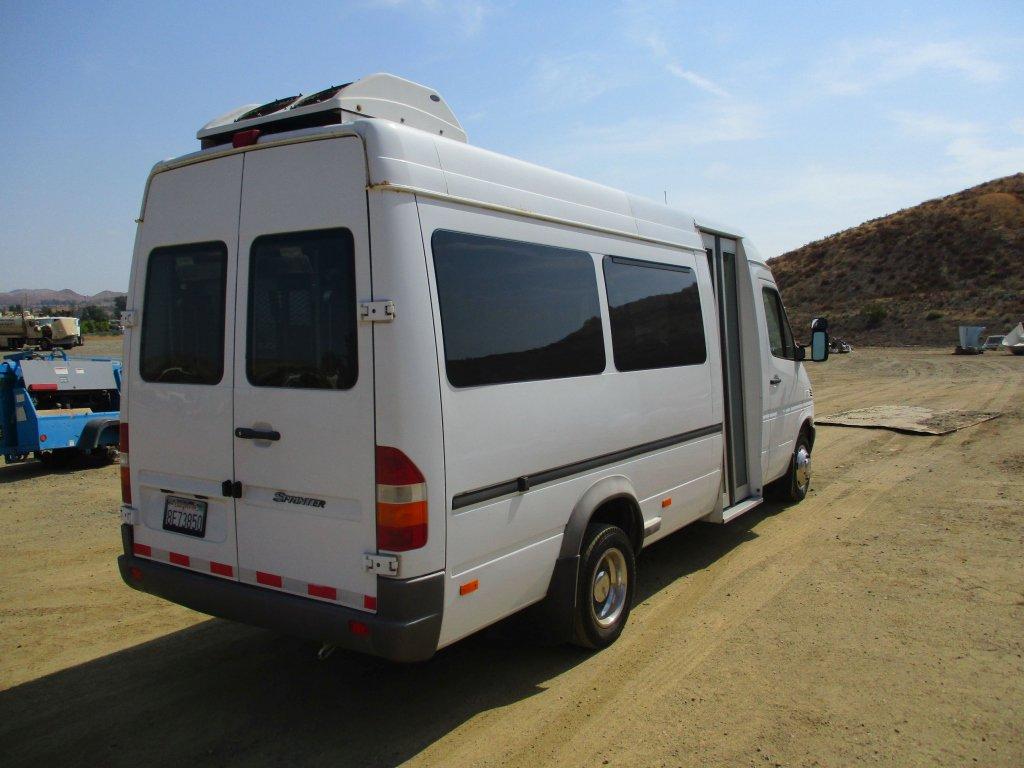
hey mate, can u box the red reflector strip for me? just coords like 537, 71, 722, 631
364, 595, 377, 611
210, 561, 233, 577
129, 566, 143, 582
256, 571, 283, 588
307, 583, 337, 600
28, 383, 58, 392
169, 552, 190, 567
348, 620, 370, 636
133, 542, 152, 557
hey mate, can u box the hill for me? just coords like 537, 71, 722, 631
770, 173, 1024, 346
0, 288, 126, 312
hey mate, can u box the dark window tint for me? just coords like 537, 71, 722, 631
140, 242, 228, 384
762, 287, 796, 360
432, 230, 605, 387
247, 228, 357, 389
603, 256, 707, 371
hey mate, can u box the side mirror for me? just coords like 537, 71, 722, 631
811, 330, 829, 362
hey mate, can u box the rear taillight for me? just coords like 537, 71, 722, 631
375, 446, 427, 551
119, 422, 131, 505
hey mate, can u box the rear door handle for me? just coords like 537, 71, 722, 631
234, 427, 281, 441
769, 375, 782, 386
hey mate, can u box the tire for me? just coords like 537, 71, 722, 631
571, 523, 636, 650
772, 431, 812, 503
39, 338, 52, 351
38, 448, 78, 469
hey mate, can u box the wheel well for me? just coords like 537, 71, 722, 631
589, 496, 643, 554
802, 420, 816, 450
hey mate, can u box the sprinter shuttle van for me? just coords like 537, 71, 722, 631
118, 74, 829, 661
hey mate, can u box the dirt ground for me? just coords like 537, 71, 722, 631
1, 344, 1021, 767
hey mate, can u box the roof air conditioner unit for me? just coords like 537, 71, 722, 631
197, 73, 466, 148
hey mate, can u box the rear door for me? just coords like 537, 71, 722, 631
129, 156, 241, 578
232, 138, 378, 610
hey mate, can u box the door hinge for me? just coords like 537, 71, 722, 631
360, 300, 396, 323
364, 552, 400, 577
120, 310, 138, 328
120, 504, 139, 525
222, 480, 242, 498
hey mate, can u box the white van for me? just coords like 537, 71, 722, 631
118, 74, 829, 661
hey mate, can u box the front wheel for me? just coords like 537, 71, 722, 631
772, 432, 812, 502
571, 523, 636, 649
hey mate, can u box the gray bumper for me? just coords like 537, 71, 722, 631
118, 526, 443, 662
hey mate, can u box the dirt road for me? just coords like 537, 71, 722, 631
1, 346, 1021, 766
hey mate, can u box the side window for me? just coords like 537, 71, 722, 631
140, 242, 228, 384
602, 256, 707, 371
432, 230, 605, 388
762, 286, 796, 360
247, 228, 357, 389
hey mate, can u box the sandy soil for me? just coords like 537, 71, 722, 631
1, 346, 1021, 767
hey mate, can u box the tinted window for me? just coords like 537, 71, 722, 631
762, 287, 796, 360
247, 228, 357, 389
140, 242, 227, 384
603, 256, 707, 371
432, 230, 605, 387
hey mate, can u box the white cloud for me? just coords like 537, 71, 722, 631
665, 64, 730, 98
531, 53, 623, 107
364, 0, 492, 36
631, 23, 730, 98
891, 111, 982, 138
818, 38, 1005, 96
889, 111, 1024, 184
944, 137, 1024, 180
549, 100, 764, 162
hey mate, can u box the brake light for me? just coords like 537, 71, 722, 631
119, 422, 131, 505
376, 446, 427, 551
232, 128, 261, 148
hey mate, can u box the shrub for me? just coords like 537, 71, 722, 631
859, 303, 888, 329
925, 309, 943, 321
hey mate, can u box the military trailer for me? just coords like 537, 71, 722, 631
0, 314, 83, 350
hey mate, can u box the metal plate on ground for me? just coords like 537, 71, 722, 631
818, 406, 1001, 435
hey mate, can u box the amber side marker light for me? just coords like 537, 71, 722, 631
459, 579, 479, 596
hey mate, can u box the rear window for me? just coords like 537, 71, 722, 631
603, 256, 707, 371
247, 228, 357, 390
140, 242, 228, 384
432, 230, 605, 388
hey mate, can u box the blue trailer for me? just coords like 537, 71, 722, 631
0, 350, 121, 466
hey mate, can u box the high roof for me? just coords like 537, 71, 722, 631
164, 74, 759, 259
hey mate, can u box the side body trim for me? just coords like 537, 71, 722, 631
452, 423, 723, 510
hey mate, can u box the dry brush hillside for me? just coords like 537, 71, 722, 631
770, 172, 1024, 346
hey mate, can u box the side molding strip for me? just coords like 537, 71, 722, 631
451, 423, 723, 511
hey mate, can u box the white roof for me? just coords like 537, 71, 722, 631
157, 78, 760, 258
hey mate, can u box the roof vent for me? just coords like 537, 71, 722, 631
197, 73, 466, 148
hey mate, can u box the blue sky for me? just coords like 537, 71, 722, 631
1, 0, 1022, 294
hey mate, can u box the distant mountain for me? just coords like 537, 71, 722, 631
770, 173, 1024, 346
0, 288, 126, 310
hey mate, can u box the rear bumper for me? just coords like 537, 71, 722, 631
118, 529, 443, 662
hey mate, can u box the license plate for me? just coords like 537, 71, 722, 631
163, 496, 208, 537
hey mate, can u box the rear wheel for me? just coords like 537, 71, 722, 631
571, 523, 636, 649
38, 448, 78, 469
